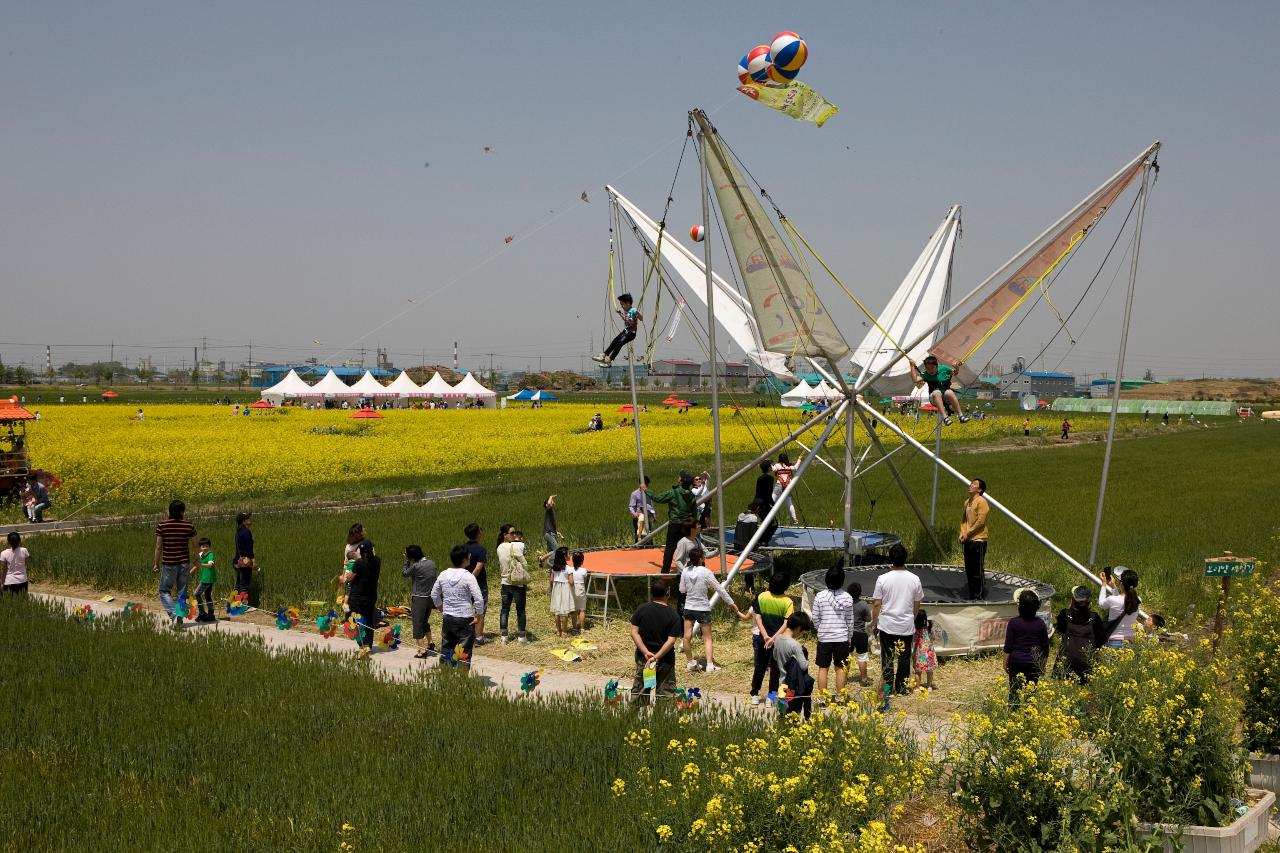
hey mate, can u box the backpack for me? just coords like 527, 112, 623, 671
1062, 615, 1096, 667
734, 517, 759, 550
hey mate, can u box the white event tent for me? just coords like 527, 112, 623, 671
418, 371, 455, 397
349, 370, 394, 398
780, 379, 814, 409
260, 369, 313, 403
384, 371, 425, 398
447, 372, 498, 408
308, 369, 359, 398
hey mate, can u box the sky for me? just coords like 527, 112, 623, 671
3, 1, 1277, 380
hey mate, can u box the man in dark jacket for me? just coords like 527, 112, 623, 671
650, 472, 698, 574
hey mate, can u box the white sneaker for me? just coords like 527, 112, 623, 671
749, 694, 762, 705
591, 353, 609, 365
500, 635, 509, 644
517, 636, 529, 645
705, 662, 722, 673
686, 660, 701, 672
958, 414, 971, 424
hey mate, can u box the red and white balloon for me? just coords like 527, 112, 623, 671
689, 224, 706, 243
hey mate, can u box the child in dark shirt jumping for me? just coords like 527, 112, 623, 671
592, 293, 642, 366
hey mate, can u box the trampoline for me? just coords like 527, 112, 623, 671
577, 546, 768, 578
800, 564, 1055, 657
703, 526, 902, 555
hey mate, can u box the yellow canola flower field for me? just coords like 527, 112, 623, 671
23, 402, 1109, 510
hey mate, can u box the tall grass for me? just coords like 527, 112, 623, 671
26, 422, 1279, 621
0, 595, 768, 851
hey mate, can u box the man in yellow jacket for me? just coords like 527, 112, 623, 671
959, 479, 989, 599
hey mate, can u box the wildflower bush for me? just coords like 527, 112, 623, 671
1226, 583, 1280, 755
947, 678, 1157, 852
613, 702, 932, 852
1089, 635, 1247, 826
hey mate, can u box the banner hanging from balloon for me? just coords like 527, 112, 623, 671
736, 81, 839, 127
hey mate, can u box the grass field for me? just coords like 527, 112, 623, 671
18, 408, 1278, 696
0, 595, 777, 851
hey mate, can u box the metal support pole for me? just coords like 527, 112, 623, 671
842, 400, 855, 558
1088, 167, 1151, 565
856, 398, 1104, 586
853, 407, 946, 556
929, 415, 942, 526
712, 400, 848, 603
697, 128, 728, 564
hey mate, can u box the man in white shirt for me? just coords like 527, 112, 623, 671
430, 544, 486, 670
871, 543, 923, 695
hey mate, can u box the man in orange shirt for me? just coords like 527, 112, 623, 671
959, 479, 989, 599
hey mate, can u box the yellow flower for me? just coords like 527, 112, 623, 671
610, 778, 626, 797
655, 825, 672, 842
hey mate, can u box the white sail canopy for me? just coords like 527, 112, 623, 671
349, 370, 393, 396
608, 186, 794, 380
385, 371, 424, 397
309, 370, 358, 397
852, 205, 961, 382
418, 371, 455, 396
260, 369, 313, 400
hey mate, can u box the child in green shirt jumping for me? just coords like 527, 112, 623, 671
195, 538, 217, 623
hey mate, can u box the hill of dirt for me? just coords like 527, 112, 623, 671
1122, 378, 1280, 403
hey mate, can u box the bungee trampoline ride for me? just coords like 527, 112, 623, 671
799, 564, 1056, 657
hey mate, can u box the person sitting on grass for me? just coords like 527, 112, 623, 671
771, 612, 816, 719
678, 548, 743, 673
909, 355, 969, 426
629, 578, 683, 705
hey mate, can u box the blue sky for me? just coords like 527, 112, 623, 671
3, 1, 1276, 379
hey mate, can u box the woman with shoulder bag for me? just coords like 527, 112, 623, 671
234, 512, 257, 599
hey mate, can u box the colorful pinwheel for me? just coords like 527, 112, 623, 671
275, 606, 300, 630
342, 618, 361, 641
121, 602, 138, 615
604, 679, 621, 707
226, 592, 249, 616
675, 687, 701, 711
72, 604, 95, 623
316, 609, 340, 639
519, 669, 543, 694
175, 597, 197, 621
375, 625, 402, 651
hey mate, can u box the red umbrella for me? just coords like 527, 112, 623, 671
101, 390, 119, 399
921, 403, 938, 411
617, 404, 635, 412
351, 407, 384, 419
249, 400, 274, 409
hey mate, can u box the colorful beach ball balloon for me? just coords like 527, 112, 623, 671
737, 53, 752, 85
689, 224, 705, 242
769, 31, 808, 74
746, 44, 772, 84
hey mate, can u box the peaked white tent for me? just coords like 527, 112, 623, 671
309, 370, 358, 397
448, 373, 497, 408
780, 379, 815, 409
350, 370, 393, 397
418, 371, 455, 397
810, 379, 837, 401
384, 371, 424, 398
260, 369, 313, 402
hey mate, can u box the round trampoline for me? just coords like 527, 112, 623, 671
703, 526, 902, 554
799, 564, 1056, 657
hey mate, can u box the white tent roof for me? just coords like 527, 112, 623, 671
448, 372, 496, 397
384, 371, 424, 397
350, 370, 393, 396
309, 370, 358, 397
418, 371, 455, 396
811, 379, 837, 399
781, 379, 814, 400
261, 369, 313, 398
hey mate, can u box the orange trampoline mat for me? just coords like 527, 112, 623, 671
582, 548, 755, 576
